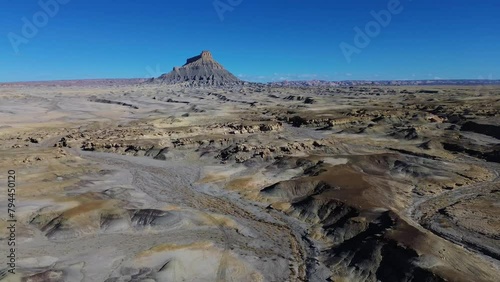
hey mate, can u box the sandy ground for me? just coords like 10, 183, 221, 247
0, 83, 499, 281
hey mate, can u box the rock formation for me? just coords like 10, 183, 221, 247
152, 50, 242, 86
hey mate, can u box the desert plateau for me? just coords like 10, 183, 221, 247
0, 51, 499, 282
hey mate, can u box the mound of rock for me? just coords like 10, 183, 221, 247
151, 51, 242, 86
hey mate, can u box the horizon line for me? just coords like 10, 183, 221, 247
1, 77, 499, 85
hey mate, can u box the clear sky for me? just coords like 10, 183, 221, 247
1, 0, 499, 82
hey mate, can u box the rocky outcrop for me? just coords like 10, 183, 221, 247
88, 97, 139, 109
461, 121, 500, 139
151, 51, 242, 86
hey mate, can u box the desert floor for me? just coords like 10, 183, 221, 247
0, 83, 499, 282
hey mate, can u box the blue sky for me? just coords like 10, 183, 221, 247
1, 0, 499, 82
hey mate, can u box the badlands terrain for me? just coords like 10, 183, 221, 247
0, 81, 499, 282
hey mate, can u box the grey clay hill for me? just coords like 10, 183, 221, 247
152, 50, 242, 86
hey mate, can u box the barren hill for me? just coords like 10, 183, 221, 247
152, 50, 242, 86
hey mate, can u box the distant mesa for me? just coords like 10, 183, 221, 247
151, 50, 242, 87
